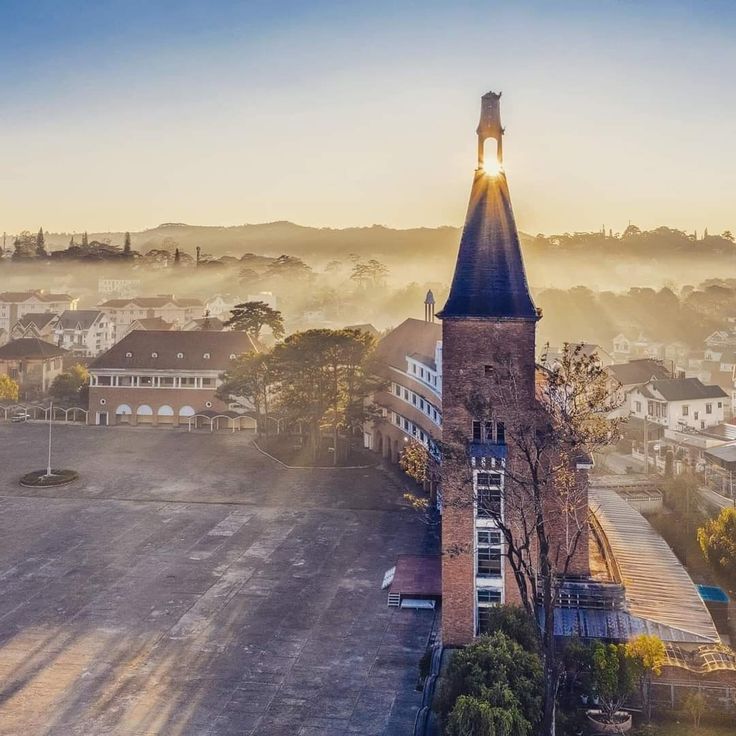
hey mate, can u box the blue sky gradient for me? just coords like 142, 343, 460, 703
1, 0, 734, 234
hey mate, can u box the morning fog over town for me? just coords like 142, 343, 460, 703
1, 2, 735, 735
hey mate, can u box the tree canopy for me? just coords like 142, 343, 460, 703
225, 301, 285, 341
0, 374, 19, 401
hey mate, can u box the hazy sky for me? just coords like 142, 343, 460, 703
1, 0, 734, 236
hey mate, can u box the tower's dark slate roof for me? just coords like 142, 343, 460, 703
439, 170, 537, 320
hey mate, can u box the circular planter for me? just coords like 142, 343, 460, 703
20, 469, 79, 488
586, 710, 632, 734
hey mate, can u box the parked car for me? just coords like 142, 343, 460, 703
10, 411, 31, 423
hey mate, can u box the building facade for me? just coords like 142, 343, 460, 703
0, 291, 78, 333
628, 377, 728, 431
9, 313, 59, 342
0, 338, 67, 397
54, 310, 115, 358
366, 314, 442, 492
99, 296, 205, 340
87, 330, 256, 426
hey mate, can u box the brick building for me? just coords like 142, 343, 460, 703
437, 92, 590, 645
87, 330, 256, 427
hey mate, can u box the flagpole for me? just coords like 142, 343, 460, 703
46, 401, 52, 477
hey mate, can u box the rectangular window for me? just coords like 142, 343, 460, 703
718, 401, 723, 409
647, 401, 654, 416
472, 420, 482, 441
97, 375, 112, 386
706, 403, 712, 414
635, 401, 642, 413
484, 365, 494, 376
496, 422, 505, 444
118, 375, 133, 387
477, 546, 501, 578
477, 487, 501, 517
394, 383, 400, 396
682, 405, 689, 416
180, 376, 197, 387
476, 472, 502, 487
139, 376, 153, 387
159, 377, 175, 388
477, 588, 502, 604
477, 529, 502, 546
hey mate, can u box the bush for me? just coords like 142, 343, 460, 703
435, 631, 543, 735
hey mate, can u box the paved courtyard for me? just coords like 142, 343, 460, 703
0, 423, 437, 736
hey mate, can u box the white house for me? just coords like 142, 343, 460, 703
54, 310, 114, 357
0, 290, 78, 333
628, 377, 728, 431
99, 296, 204, 340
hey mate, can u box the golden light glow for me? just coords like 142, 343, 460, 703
480, 160, 503, 177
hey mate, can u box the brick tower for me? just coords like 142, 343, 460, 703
438, 92, 540, 645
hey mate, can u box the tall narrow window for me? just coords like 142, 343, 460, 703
472, 420, 482, 441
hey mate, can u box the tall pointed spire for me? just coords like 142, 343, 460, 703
438, 92, 537, 321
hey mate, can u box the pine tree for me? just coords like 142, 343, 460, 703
123, 231, 131, 256
36, 227, 46, 257
174, 247, 181, 266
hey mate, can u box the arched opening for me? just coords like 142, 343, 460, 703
481, 137, 502, 175
116, 404, 132, 424
179, 405, 195, 417
136, 404, 153, 424
157, 405, 174, 425
375, 431, 383, 455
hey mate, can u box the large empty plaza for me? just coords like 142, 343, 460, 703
0, 424, 436, 736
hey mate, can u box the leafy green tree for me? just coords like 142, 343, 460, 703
475, 604, 540, 653
270, 328, 379, 463
217, 351, 274, 434
226, 301, 285, 342
683, 691, 706, 729
698, 507, 736, 580
50, 364, 89, 405
591, 643, 635, 724
446, 695, 530, 736
265, 254, 312, 281
625, 634, 666, 723
0, 374, 19, 401
36, 227, 46, 257
435, 631, 543, 735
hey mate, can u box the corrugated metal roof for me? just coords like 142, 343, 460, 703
590, 483, 720, 644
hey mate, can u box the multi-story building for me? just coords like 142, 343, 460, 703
98, 278, 141, 299
54, 310, 114, 358
9, 313, 59, 342
366, 308, 442, 492
87, 330, 256, 427
0, 338, 67, 398
99, 296, 205, 340
437, 92, 589, 645
0, 290, 78, 333
628, 377, 728, 431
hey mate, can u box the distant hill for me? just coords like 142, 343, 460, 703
42, 221, 461, 262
